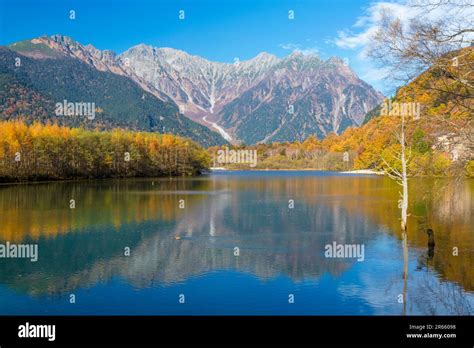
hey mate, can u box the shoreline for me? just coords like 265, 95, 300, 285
4, 169, 465, 185
210, 167, 385, 175
339, 169, 385, 175
0, 174, 199, 187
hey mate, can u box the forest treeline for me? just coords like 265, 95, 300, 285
208, 118, 473, 177
0, 120, 210, 182
208, 125, 472, 177
209, 136, 356, 171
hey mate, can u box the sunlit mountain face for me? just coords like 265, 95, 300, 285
5, 35, 383, 145
118, 42, 384, 144
0, 172, 472, 315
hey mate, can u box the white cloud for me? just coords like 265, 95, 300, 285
279, 43, 300, 50
335, 2, 413, 50
335, 26, 379, 49
361, 66, 391, 85
334, 0, 472, 51
332, 0, 473, 91
279, 42, 319, 55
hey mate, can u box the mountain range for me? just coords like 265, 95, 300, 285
1, 35, 384, 146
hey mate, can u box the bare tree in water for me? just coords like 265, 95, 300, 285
380, 112, 410, 314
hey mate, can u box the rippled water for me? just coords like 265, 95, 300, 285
0, 171, 472, 315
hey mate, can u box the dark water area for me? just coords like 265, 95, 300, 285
0, 171, 472, 315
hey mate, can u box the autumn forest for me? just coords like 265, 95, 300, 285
0, 120, 210, 182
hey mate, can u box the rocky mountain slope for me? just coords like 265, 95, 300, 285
218, 53, 383, 144
5, 35, 384, 145
2, 38, 227, 147
120, 45, 383, 144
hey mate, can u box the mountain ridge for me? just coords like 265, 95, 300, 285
6, 35, 384, 145
0, 43, 227, 147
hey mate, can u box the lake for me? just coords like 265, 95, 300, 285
0, 171, 472, 315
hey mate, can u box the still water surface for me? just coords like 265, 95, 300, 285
0, 171, 472, 315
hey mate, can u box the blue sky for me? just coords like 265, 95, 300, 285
0, 0, 409, 93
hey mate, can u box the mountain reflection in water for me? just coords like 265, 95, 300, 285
0, 171, 472, 315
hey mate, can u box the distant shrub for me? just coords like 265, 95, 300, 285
465, 160, 474, 178
431, 153, 452, 176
